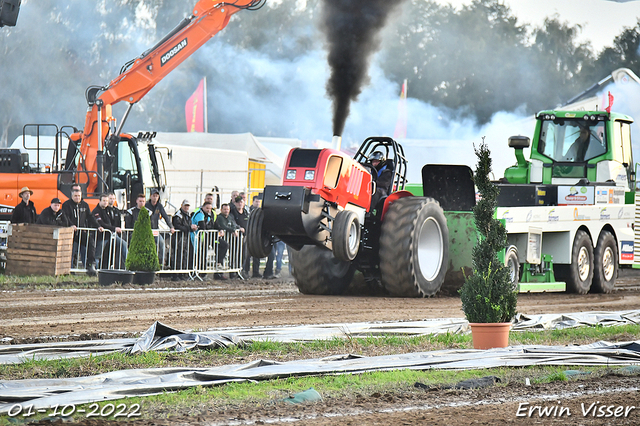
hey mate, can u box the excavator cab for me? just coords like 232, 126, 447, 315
0, 0, 20, 27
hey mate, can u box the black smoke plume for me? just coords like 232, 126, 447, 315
320, 0, 404, 137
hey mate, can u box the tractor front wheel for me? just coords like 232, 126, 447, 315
290, 245, 355, 295
379, 197, 449, 297
332, 210, 361, 262
246, 207, 273, 258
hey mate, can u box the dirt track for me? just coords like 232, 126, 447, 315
3, 273, 640, 425
2, 273, 640, 340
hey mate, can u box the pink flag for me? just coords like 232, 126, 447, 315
185, 78, 205, 132
393, 79, 407, 139
605, 91, 614, 113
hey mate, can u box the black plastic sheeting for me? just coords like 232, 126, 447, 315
1, 311, 639, 365
1, 340, 640, 412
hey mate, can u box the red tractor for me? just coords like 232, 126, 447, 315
247, 136, 450, 297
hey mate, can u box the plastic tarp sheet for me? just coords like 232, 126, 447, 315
2, 311, 640, 365
512, 310, 640, 330
1, 340, 640, 412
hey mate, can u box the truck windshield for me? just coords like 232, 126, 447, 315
538, 119, 607, 163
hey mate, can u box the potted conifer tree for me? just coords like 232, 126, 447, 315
459, 140, 518, 349
125, 206, 160, 285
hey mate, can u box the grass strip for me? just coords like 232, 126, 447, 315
1, 324, 638, 381
1, 365, 634, 424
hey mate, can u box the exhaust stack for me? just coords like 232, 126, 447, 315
332, 135, 342, 151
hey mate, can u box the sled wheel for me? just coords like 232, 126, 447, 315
290, 245, 355, 295
246, 207, 273, 258
332, 210, 360, 262
379, 197, 449, 297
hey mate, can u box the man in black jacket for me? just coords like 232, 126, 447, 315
195, 201, 228, 280
106, 192, 123, 229
231, 196, 249, 276
11, 187, 37, 224
145, 189, 175, 267
171, 199, 197, 280
62, 185, 102, 276
92, 194, 128, 269
124, 194, 145, 229
36, 198, 70, 226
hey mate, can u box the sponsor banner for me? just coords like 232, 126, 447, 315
595, 186, 625, 204
557, 186, 594, 206
621, 240, 634, 261
0, 204, 14, 215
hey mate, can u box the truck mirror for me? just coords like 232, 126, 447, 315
508, 135, 530, 149
0, 0, 21, 27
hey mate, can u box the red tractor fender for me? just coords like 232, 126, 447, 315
381, 190, 414, 220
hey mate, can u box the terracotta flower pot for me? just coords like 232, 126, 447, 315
469, 322, 511, 349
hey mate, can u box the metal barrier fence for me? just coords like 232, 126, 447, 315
70, 227, 245, 279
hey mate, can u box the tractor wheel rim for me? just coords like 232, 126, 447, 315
578, 246, 590, 281
602, 247, 614, 281
417, 217, 443, 281
508, 256, 517, 283
348, 220, 359, 254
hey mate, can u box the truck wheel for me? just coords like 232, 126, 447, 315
379, 197, 449, 297
558, 230, 593, 294
246, 208, 273, 258
290, 245, 355, 295
591, 231, 617, 293
505, 245, 520, 291
332, 210, 360, 262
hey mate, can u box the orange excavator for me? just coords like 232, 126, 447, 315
0, 0, 264, 220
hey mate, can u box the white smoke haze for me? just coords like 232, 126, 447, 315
4, 0, 638, 185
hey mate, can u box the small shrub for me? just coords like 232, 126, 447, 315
459, 140, 517, 323
125, 207, 160, 272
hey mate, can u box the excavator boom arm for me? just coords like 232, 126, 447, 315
79, 0, 263, 190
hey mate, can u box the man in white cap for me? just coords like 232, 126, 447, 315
11, 186, 37, 224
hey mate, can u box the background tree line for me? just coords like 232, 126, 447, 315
0, 0, 638, 145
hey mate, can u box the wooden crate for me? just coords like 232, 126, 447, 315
5, 223, 74, 276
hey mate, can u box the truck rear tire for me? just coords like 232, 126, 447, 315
505, 245, 520, 291
557, 230, 593, 294
290, 245, 355, 295
332, 210, 360, 262
246, 208, 273, 258
591, 231, 617, 294
379, 197, 449, 297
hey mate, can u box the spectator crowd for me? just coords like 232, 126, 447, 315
9, 186, 286, 280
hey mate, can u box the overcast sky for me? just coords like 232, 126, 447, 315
437, 0, 640, 53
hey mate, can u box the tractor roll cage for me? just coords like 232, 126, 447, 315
353, 136, 408, 193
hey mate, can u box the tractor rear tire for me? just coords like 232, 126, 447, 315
591, 231, 617, 294
556, 230, 593, 294
379, 197, 449, 297
332, 210, 360, 262
290, 245, 355, 295
246, 208, 273, 258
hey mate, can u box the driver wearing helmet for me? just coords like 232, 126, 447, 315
368, 151, 393, 210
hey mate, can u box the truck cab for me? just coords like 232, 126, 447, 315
504, 110, 635, 195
